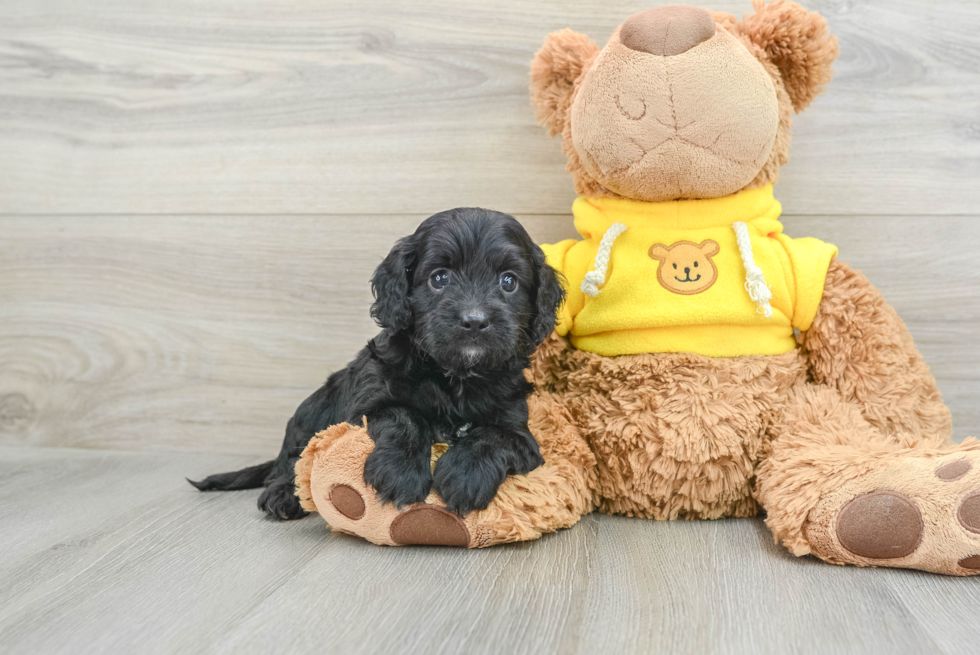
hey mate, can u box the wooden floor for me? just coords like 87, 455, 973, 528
2, 445, 979, 655
2, 0, 980, 653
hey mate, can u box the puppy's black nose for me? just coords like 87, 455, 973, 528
684, 267, 691, 275
459, 310, 490, 332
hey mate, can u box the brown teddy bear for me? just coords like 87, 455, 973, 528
297, 1, 980, 575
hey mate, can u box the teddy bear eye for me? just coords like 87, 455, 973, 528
694, 261, 699, 267
673, 263, 677, 269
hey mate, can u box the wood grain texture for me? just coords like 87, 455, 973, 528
2, 2, 979, 653
1, 0, 979, 216
0, 214, 575, 455
1, 213, 977, 456
2, 446, 979, 655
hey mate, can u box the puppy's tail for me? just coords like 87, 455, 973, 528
187, 460, 275, 491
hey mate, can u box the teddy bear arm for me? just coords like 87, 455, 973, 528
799, 258, 952, 441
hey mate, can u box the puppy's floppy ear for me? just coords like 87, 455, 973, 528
739, 0, 839, 113
530, 29, 601, 137
370, 234, 417, 332
525, 242, 566, 353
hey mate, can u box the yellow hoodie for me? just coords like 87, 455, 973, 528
541, 185, 838, 358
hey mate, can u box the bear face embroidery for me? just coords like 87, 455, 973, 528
648, 240, 720, 295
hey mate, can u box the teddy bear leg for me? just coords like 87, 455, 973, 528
801, 259, 954, 443
756, 384, 980, 575
294, 391, 597, 548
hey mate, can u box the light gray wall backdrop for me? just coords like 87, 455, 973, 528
2, 0, 979, 457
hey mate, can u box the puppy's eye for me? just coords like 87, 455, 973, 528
429, 269, 450, 292
499, 273, 518, 294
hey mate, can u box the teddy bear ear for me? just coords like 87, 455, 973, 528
648, 244, 669, 260
530, 29, 601, 137
738, 0, 839, 113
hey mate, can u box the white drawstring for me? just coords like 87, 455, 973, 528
581, 222, 629, 297
732, 221, 773, 318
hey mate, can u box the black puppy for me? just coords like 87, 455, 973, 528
189, 208, 564, 519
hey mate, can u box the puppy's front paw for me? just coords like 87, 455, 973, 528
432, 446, 508, 516
363, 443, 432, 509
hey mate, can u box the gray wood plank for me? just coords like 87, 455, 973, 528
1, 214, 977, 455
0, 214, 576, 455
886, 568, 980, 655
574, 515, 961, 655
0, 446, 259, 605
1, 0, 978, 216
2, 446, 979, 655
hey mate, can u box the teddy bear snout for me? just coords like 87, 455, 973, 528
619, 5, 716, 57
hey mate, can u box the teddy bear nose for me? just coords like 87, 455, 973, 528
619, 5, 717, 56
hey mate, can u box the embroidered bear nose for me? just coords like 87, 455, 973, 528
619, 5, 716, 56
684, 267, 691, 275
460, 310, 490, 332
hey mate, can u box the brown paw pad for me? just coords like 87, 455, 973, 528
936, 460, 971, 481
329, 484, 366, 520
958, 492, 980, 534
836, 490, 923, 560
959, 555, 980, 570
390, 506, 470, 547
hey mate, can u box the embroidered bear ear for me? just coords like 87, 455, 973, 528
530, 29, 601, 137
649, 244, 670, 260
737, 0, 839, 113
699, 240, 720, 257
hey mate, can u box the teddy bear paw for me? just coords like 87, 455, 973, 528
295, 423, 474, 547
803, 447, 980, 575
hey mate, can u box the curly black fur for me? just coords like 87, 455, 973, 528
189, 208, 564, 519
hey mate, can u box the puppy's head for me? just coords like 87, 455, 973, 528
371, 208, 564, 373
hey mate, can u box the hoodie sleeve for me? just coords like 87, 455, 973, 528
779, 235, 839, 331
540, 239, 587, 336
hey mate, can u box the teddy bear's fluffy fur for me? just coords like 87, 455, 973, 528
297, 1, 980, 575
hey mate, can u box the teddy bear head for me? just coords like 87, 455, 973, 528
530, 1, 839, 202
